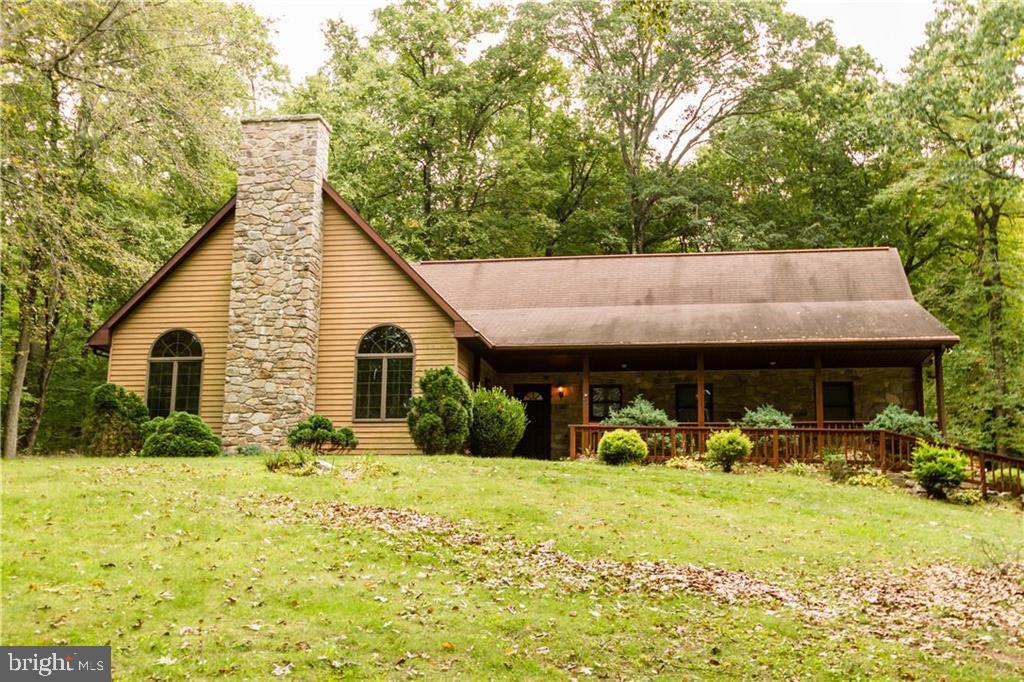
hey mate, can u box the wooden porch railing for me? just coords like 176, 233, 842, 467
568, 423, 1024, 496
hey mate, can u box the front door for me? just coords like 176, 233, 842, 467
514, 384, 551, 459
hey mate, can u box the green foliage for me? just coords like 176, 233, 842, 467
263, 448, 315, 475
866, 404, 940, 440
782, 461, 814, 477
469, 387, 527, 457
407, 367, 471, 454
846, 471, 894, 490
235, 444, 266, 457
140, 412, 220, 457
1, 0, 283, 457
81, 383, 149, 456
738, 404, 793, 429
911, 442, 970, 498
705, 429, 753, 473
821, 447, 849, 483
604, 396, 676, 427
947, 489, 983, 506
286, 415, 358, 453
597, 429, 648, 465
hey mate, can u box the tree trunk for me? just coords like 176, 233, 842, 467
3, 277, 39, 458
23, 308, 61, 454
973, 204, 1008, 454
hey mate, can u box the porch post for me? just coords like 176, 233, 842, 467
913, 363, 925, 415
696, 352, 706, 427
582, 355, 591, 424
934, 346, 947, 437
814, 352, 824, 428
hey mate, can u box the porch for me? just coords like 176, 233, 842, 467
474, 344, 947, 460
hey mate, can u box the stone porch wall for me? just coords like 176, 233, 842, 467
495, 367, 919, 458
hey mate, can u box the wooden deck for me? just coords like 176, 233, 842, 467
568, 423, 1024, 496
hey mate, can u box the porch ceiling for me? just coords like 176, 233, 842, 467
482, 345, 935, 373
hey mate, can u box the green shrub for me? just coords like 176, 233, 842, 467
738, 404, 793, 429
235, 444, 265, 456
407, 367, 471, 454
140, 412, 220, 457
604, 396, 676, 427
605, 396, 681, 452
782, 461, 814, 476
287, 415, 358, 453
948, 489, 983, 505
911, 441, 970, 498
866, 404, 940, 441
821, 447, 849, 482
469, 387, 526, 457
847, 470, 894, 489
81, 383, 149, 456
705, 428, 752, 472
597, 429, 648, 465
264, 448, 313, 474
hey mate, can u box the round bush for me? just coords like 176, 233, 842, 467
407, 367, 471, 454
141, 412, 221, 457
470, 387, 527, 457
867, 404, 940, 441
597, 429, 648, 465
82, 383, 150, 456
287, 414, 358, 453
911, 441, 969, 498
705, 428, 752, 472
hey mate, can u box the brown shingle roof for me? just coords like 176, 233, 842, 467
414, 248, 958, 349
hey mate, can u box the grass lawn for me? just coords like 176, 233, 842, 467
3, 455, 1022, 680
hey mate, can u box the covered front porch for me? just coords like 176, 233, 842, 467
470, 343, 949, 460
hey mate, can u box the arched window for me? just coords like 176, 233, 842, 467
147, 330, 203, 417
354, 325, 413, 420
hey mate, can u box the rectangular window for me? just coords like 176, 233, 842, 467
174, 360, 202, 414
676, 383, 714, 422
384, 358, 413, 419
590, 385, 622, 421
823, 382, 854, 421
354, 358, 383, 419
147, 362, 174, 417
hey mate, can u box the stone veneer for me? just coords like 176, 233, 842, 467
495, 367, 920, 458
221, 115, 331, 448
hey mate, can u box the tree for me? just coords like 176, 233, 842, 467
893, 0, 1024, 453
539, 0, 819, 252
1, 0, 282, 457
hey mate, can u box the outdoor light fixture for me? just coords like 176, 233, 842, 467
557, 386, 566, 399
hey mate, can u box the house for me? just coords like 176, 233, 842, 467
88, 115, 959, 456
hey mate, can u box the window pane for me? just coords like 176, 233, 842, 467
823, 382, 853, 420
174, 360, 202, 414
152, 330, 201, 358
385, 358, 413, 419
147, 362, 173, 417
358, 325, 412, 354
676, 384, 713, 422
355, 358, 383, 419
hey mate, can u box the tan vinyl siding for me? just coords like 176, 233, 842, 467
107, 217, 233, 433
316, 199, 457, 453
456, 343, 474, 382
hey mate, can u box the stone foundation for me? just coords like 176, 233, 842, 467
221, 115, 331, 448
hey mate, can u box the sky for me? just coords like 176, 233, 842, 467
243, 0, 937, 86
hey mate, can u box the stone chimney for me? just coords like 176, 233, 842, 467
221, 114, 331, 448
